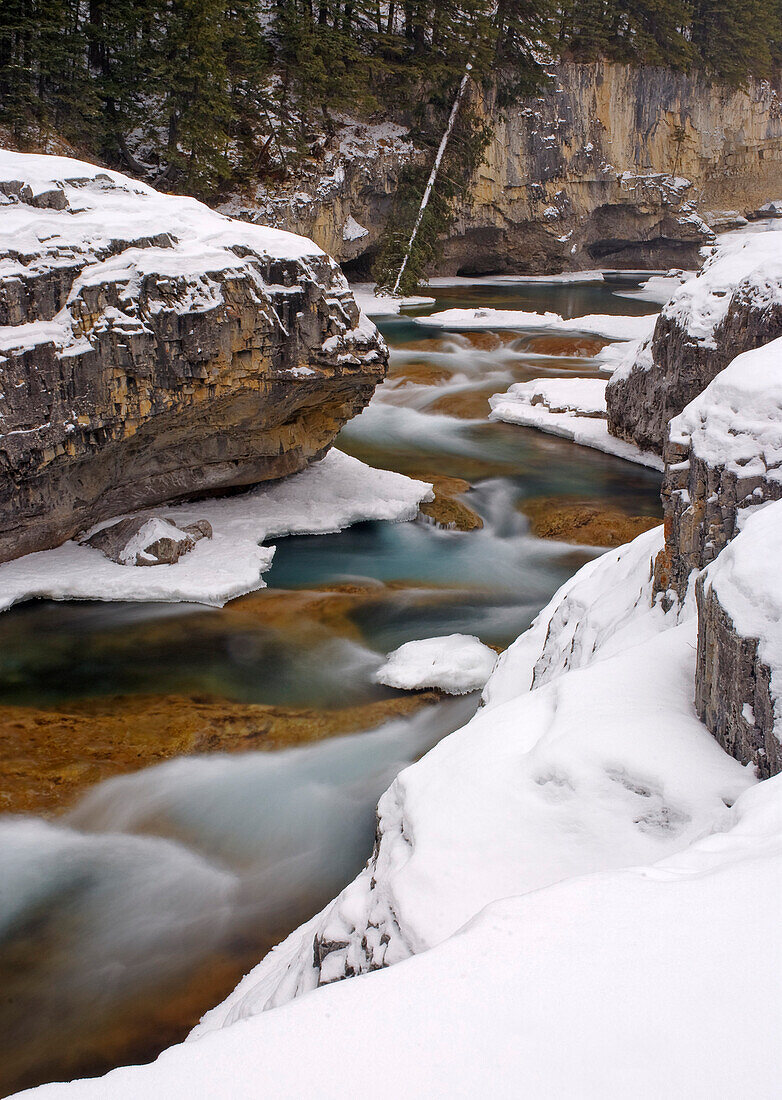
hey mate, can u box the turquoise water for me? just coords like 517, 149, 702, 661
0, 278, 663, 1095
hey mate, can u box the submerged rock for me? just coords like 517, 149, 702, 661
0, 151, 387, 564
520, 497, 660, 548
415, 475, 484, 531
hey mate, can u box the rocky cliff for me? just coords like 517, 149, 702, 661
653, 338, 782, 600
606, 227, 782, 454
0, 151, 387, 563
695, 500, 782, 779
226, 63, 782, 275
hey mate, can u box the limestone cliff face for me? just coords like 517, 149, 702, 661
694, 499, 782, 779
233, 64, 782, 275
0, 152, 386, 563
695, 573, 780, 779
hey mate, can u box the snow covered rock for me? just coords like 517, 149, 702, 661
488, 376, 664, 470
0, 150, 387, 563
654, 337, 782, 600
606, 223, 782, 454
374, 635, 497, 694
0, 449, 432, 610
695, 499, 782, 778
83, 515, 212, 566
186, 524, 750, 1023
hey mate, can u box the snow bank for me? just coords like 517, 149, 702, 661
415, 307, 657, 341
22, 771, 782, 1100
374, 635, 497, 694
668, 336, 782, 479
351, 284, 435, 315
705, 499, 782, 721
488, 380, 663, 470
0, 451, 432, 611
21, 538, 773, 1098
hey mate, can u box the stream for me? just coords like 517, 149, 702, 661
0, 278, 662, 1096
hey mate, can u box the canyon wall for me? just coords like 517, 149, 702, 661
0, 152, 386, 563
230, 63, 782, 275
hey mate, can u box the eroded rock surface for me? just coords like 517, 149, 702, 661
695, 501, 782, 778
84, 516, 213, 566
652, 338, 782, 600
230, 64, 782, 275
0, 151, 387, 563
606, 229, 782, 455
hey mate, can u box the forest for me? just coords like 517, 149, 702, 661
2, 0, 781, 202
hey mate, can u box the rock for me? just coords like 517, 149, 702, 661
520, 497, 660, 548
749, 199, 782, 219
606, 229, 782, 455
84, 515, 213, 566
652, 337, 782, 600
0, 150, 387, 564
239, 63, 782, 275
0, 690, 445, 816
415, 475, 483, 531
694, 501, 782, 778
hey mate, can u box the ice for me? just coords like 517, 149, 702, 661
668, 336, 782, 479
414, 308, 657, 341
350, 283, 436, 315
0, 450, 433, 611
374, 634, 497, 694
488, 381, 663, 470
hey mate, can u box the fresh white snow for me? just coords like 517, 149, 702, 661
374, 634, 497, 694
0, 450, 432, 611
351, 284, 436, 315
414, 307, 657, 341
705, 498, 782, 732
668, 336, 782, 480
488, 379, 664, 470
21, 518, 782, 1100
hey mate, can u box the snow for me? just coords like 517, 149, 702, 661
414, 307, 657, 341
22, 518, 782, 1100
118, 517, 195, 565
20, 782, 782, 1100
425, 271, 605, 286
489, 379, 664, 470
611, 271, 691, 305
668, 337, 782, 480
612, 220, 782, 387
0, 450, 433, 612
704, 499, 782, 732
350, 283, 436, 315
0, 151, 323, 278
492, 377, 607, 416
342, 215, 369, 242
374, 634, 497, 694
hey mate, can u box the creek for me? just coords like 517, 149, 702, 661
0, 278, 662, 1096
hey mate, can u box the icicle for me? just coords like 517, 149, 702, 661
391, 63, 473, 296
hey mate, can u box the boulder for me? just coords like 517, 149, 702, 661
0, 151, 387, 564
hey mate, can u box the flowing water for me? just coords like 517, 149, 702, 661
0, 279, 662, 1095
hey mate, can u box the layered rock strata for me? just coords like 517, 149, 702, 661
695, 501, 782, 778
228, 64, 782, 274
606, 230, 782, 455
652, 338, 782, 600
0, 151, 387, 563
